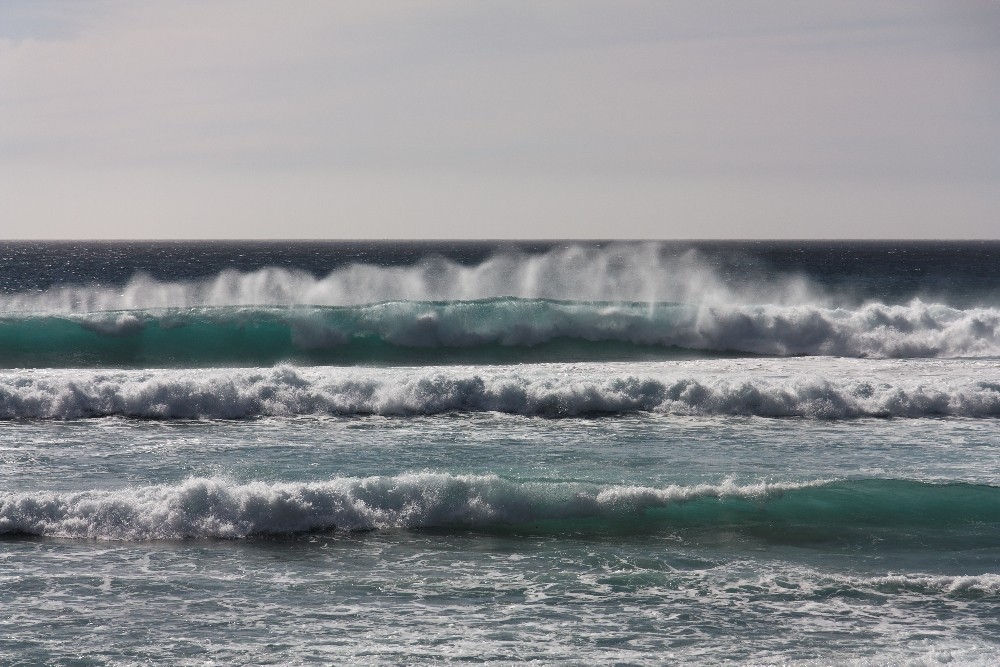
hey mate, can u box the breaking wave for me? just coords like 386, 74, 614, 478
1, 244, 997, 364
0, 297, 998, 367
3, 476, 999, 542
2, 365, 999, 419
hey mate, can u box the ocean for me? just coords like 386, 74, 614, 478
1, 240, 999, 665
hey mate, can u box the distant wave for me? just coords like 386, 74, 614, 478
0, 297, 998, 367
3, 475, 998, 542
2, 365, 999, 419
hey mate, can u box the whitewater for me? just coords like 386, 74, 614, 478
2, 360, 1000, 419
2, 240, 1000, 665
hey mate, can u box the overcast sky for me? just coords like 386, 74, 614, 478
1, 1, 998, 239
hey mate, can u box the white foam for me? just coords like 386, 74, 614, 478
692, 301, 1000, 358
0, 474, 816, 540
279, 299, 1000, 358
869, 573, 1000, 595
1, 363, 998, 419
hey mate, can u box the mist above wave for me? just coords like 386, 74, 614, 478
0, 244, 821, 313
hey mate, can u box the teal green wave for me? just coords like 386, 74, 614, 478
3, 477, 999, 549
0, 299, 711, 367
489, 479, 1000, 548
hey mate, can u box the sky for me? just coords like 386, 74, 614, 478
1, 1, 998, 239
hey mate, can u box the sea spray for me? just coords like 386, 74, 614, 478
0, 244, 834, 314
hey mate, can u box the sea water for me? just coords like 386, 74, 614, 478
1, 241, 999, 665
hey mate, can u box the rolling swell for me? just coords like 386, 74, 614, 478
2, 476, 999, 545
0, 300, 706, 367
1, 297, 999, 367
2, 365, 1000, 419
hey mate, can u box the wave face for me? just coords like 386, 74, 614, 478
2, 243, 998, 364
0, 297, 998, 367
2, 365, 999, 419
2, 475, 998, 542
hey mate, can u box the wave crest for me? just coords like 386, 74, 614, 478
4, 476, 998, 542
0, 244, 815, 312
0, 475, 822, 540
1, 365, 999, 419
0, 298, 998, 365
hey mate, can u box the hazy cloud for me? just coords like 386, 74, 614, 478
2, 1, 998, 238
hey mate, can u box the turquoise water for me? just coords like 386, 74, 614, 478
3, 411, 1000, 664
2, 242, 1000, 664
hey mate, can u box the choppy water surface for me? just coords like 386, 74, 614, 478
2, 241, 999, 665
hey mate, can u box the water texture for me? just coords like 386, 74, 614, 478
1, 241, 999, 665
